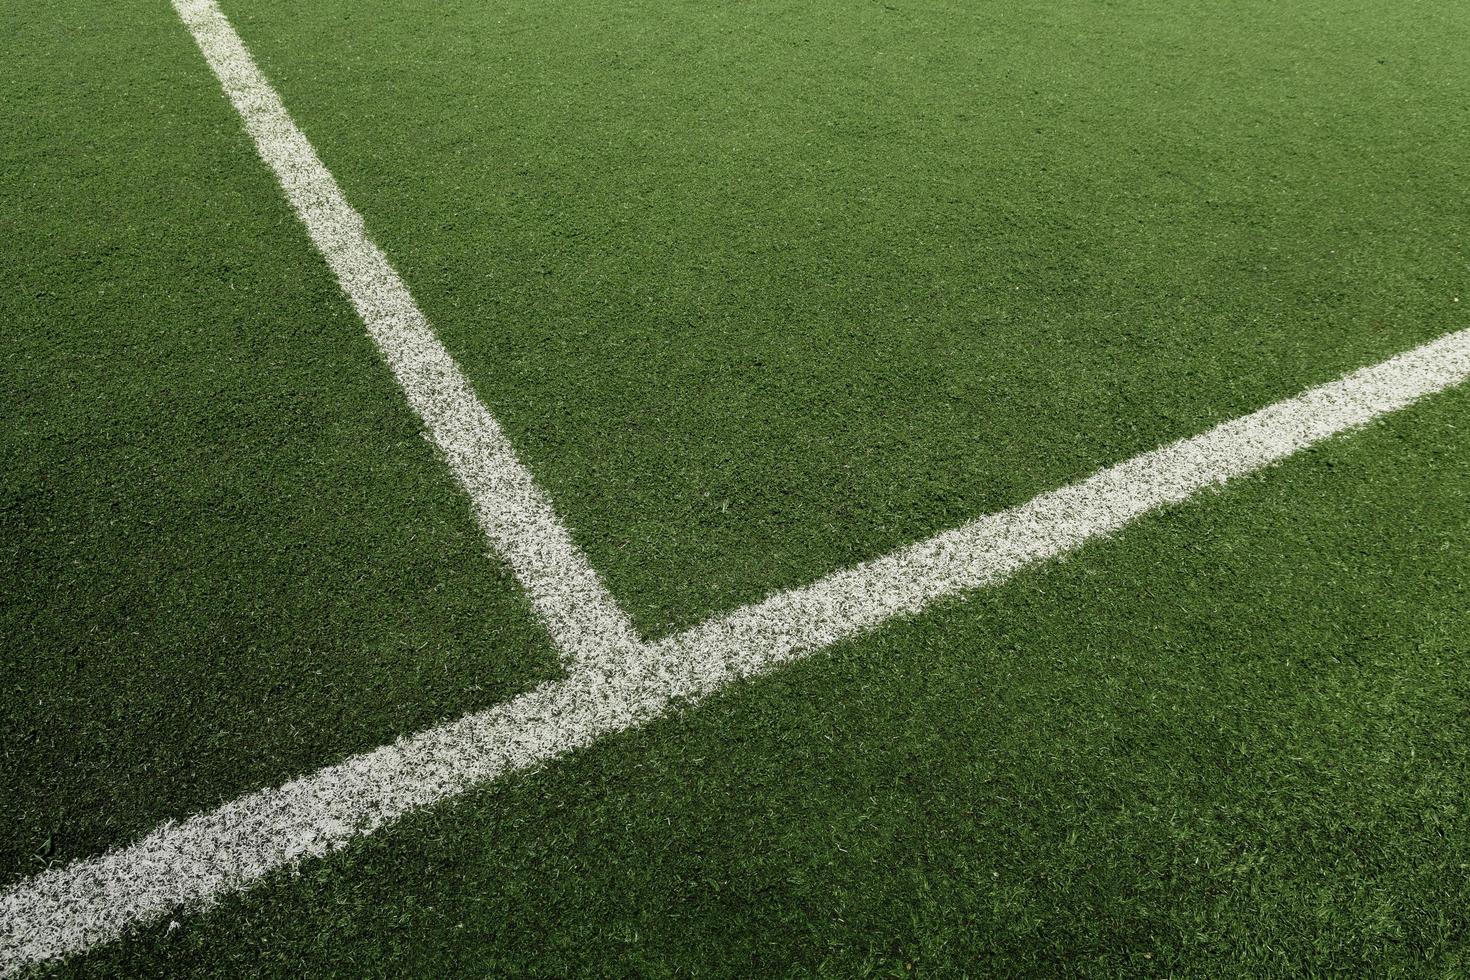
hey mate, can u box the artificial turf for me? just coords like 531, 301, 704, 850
221, 0, 1470, 633
0, 0, 561, 886
63, 387, 1470, 976
4, 0, 1469, 972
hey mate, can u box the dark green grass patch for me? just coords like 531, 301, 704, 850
68, 386, 1470, 977
220, 0, 1469, 633
0, 0, 561, 884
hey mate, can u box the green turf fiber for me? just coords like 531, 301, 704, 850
4, 0, 1470, 971
67, 386, 1470, 976
219, 0, 1469, 634
0, 0, 562, 885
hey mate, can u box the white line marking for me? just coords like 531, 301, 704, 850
165, 0, 639, 666
4, 328, 1469, 971
3, 0, 1468, 971
653, 326, 1470, 674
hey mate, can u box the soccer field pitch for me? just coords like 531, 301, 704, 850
4, 0, 1470, 974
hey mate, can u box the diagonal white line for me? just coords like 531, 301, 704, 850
165, 0, 640, 666
3, 0, 1469, 972
4, 327, 1468, 972
655, 327, 1470, 673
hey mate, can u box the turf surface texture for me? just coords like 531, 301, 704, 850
3, 0, 1469, 973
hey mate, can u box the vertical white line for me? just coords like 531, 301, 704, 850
169, 0, 642, 664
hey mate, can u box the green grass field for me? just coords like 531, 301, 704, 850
4, 0, 1469, 973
